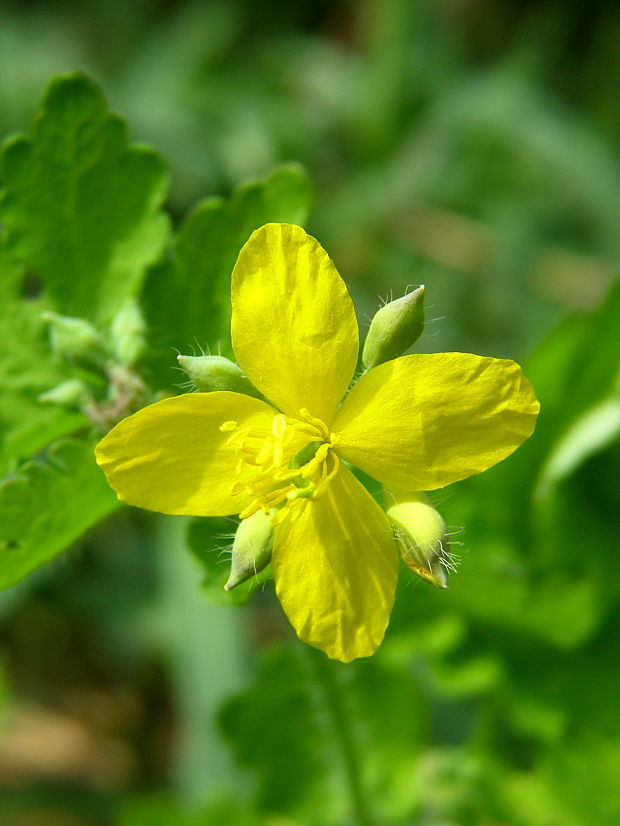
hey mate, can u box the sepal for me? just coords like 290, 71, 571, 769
178, 354, 259, 396
225, 510, 274, 591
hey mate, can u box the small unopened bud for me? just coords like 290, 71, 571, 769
362, 286, 425, 370
39, 378, 89, 407
42, 311, 106, 366
178, 354, 259, 396
111, 300, 147, 366
225, 510, 274, 591
385, 489, 452, 588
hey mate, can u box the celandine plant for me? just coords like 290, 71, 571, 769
96, 223, 539, 662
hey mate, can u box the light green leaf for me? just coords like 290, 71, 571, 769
0, 244, 86, 476
534, 393, 620, 502
0, 438, 120, 589
1, 73, 170, 323
142, 163, 312, 389
452, 563, 601, 649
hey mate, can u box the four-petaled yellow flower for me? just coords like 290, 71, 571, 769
95, 223, 539, 662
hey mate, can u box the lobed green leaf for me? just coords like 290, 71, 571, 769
1, 73, 170, 323
0, 438, 120, 589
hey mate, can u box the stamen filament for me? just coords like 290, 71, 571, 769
223, 412, 338, 525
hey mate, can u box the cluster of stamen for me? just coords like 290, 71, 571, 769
220, 408, 339, 525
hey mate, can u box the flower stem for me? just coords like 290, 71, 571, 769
307, 646, 373, 826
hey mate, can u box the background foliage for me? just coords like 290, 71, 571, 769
1, 1, 619, 824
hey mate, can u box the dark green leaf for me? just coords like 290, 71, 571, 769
118, 795, 267, 826
142, 163, 312, 389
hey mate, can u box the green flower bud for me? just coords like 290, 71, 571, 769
42, 311, 106, 366
178, 354, 259, 396
225, 510, 274, 591
38, 378, 89, 407
110, 299, 147, 366
384, 489, 453, 588
362, 286, 425, 370
82, 364, 148, 430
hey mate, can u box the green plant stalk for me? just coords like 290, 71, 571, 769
307, 646, 373, 826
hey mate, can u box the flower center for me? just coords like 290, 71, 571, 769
220, 408, 339, 525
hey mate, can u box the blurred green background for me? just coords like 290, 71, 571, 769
1, 0, 619, 824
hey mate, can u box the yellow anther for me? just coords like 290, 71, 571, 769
220, 420, 238, 432
226, 411, 337, 526
271, 414, 287, 438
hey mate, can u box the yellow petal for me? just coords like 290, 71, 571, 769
95, 392, 276, 516
332, 353, 540, 490
272, 463, 398, 663
231, 223, 359, 426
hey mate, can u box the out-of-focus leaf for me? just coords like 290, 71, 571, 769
220, 645, 344, 823
522, 278, 620, 504
220, 644, 422, 824
118, 794, 293, 826
524, 282, 620, 606
0, 438, 120, 589
534, 393, 620, 502
494, 613, 620, 826
498, 768, 585, 826
450, 560, 601, 649
1, 73, 170, 323
535, 278, 620, 428
142, 163, 311, 389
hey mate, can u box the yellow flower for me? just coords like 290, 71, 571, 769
95, 223, 539, 663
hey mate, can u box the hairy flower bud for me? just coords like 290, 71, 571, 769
111, 299, 147, 366
42, 311, 106, 366
225, 509, 274, 591
362, 286, 425, 370
384, 489, 453, 588
177, 354, 259, 396
39, 378, 89, 407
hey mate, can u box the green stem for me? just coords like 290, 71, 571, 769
307, 646, 373, 826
